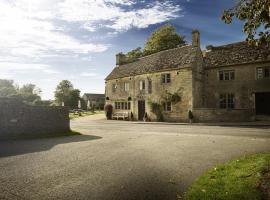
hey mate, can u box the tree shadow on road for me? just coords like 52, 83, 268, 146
0, 134, 102, 158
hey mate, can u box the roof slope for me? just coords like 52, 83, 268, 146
106, 45, 199, 80
204, 42, 270, 68
83, 93, 105, 98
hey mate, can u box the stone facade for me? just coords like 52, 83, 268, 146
0, 98, 70, 139
105, 30, 270, 122
82, 93, 105, 110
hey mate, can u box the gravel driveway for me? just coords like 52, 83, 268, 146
0, 114, 270, 200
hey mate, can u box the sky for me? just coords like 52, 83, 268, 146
0, 0, 245, 100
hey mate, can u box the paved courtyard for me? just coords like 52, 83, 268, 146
0, 114, 270, 200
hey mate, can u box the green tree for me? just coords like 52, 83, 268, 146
54, 80, 74, 105
19, 84, 41, 104
0, 79, 17, 97
54, 80, 81, 109
221, 0, 270, 45
144, 24, 186, 56
125, 47, 143, 63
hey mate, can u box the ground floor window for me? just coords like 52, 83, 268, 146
219, 93, 235, 109
115, 102, 131, 110
163, 102, 172, 112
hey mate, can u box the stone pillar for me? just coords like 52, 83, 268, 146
192, 30, 200, 47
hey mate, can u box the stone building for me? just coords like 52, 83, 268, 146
105, 30, 270, 122
82, 93, 105, 110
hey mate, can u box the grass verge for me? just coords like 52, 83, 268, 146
69, 111, 104, 120
184, 152, 270, 200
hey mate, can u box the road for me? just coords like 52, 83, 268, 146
0, 114, 270, 200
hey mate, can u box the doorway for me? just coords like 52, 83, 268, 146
255, 92, 270, 115
138, 100, 145, 121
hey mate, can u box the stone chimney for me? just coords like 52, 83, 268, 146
116, 52, 126, 66
192, 29, 200, 47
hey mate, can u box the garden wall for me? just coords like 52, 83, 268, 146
0, 98, 70, 139
193, 108, 254, 122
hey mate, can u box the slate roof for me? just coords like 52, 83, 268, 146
83, 93, 105, 99
105, 45, 199, 80
204, 42, 270, 68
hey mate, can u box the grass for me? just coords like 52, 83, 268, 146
184, 152, 270, 200
69, 111, 104, 120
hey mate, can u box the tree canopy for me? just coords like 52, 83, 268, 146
221, 0, 270, 45
125, 47, 143, 63
143, 24, 186, 56
0, 79, 17, 97
54, 80, 82, 109
0, 79, 41, 104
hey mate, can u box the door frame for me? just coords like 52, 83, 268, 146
138, 100, 145, 121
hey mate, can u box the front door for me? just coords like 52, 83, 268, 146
255, 92, 270, 115
138, 100, 145, 121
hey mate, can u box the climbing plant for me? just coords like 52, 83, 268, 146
149, 102, 164, 122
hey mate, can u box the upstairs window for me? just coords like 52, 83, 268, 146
219, 93, 235, 109
112, 84, 117, 93
161, 73, 171, 83
163, 102, 172, 112
124, 82, 129, 92
139, 80, 145, 91
115, 102, 131, 110
257, 67, 270, 79
148, 79, 152, 94
219, 70, 235, 81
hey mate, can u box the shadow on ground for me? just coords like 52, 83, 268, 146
0, 134, 102, 158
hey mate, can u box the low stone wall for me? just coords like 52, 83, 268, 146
193, 108, 254, 122
0, 99, 70, 139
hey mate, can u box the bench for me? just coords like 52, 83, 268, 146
112, 112, 129, 120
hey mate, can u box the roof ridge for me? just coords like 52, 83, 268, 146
138, 44, 193, 60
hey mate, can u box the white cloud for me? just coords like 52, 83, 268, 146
57, 0, 182, 32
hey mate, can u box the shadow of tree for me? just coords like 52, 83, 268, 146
0, 135, 102, 157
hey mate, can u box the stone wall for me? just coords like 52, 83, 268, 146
0, 99, 70, 139
204, 62, 270, 110
193, 108, 253, 122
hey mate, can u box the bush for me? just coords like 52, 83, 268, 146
104, 104, 113, 120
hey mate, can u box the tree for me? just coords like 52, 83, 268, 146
143, 24, 186, 56
0, 79, 17, 97
221, 0, 270, 45
54, 80, 81, 109
125, 47, 143, 63
54, 80, 74, 105
18, 84, 41, 104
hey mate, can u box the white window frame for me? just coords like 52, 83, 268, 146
124, 82, 129, 92
163, 102, 172, 112
139, 80, 145, 91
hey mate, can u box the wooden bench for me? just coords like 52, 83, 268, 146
112, 112, 129, 120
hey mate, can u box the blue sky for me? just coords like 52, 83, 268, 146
0, 0, 245, 100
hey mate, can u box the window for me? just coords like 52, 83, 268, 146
148, 79, 152, 94
115, 101, 131, 110
219, 70, 235, 81
257, 67, 270, 79
139, 80, 145, 91
219, 93, 235, 109
124, 82, 129, 92
161, 73, 171, 83
163, 102, 172, 112
112, 83, 117, 92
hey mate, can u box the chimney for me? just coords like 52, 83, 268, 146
192, 29, 200, 47
116, 52, 126, 66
